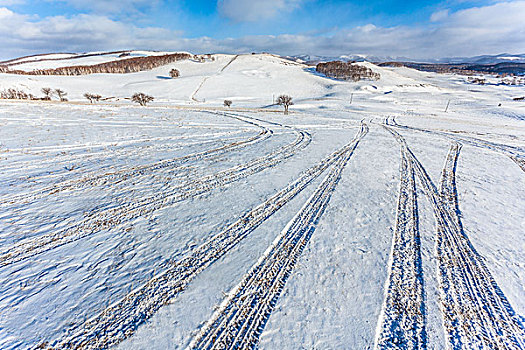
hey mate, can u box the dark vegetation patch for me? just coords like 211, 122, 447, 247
316, 61, 380, 81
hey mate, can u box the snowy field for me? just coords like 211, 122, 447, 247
0, 53, 524, 349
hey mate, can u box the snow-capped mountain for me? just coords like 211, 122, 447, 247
287, 53, 525, 65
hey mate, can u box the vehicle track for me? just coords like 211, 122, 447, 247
511, 156, 525, 172
375, 141, 426, 349
386, 116, 525, 173
191, 55, 239, 102
39, 123, 367, 350
1, 112, 270, 206
0, 115, 310, 266
0, 130, 251, 187
189, 124, 368, 350
439, 142, 462, 228
385, 126, 525, 349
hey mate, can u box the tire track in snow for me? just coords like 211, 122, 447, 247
386, 126, 525, 349
386, 117, 525, 174
375, 139, 426, 349
39, 123, 367, 350
511, 156, 525, 173
439, 142, 462, 228
0, 129, 256, 195
191, 55, 239, 102
1, 112, 270, 206
0, 114, 311, 266
189, 124, 368, 350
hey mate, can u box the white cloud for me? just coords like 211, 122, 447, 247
0, 6, 15, 17
217, 0, 303, 22
430, 9, 449, 22
0, 8, 183, 58
1, 1, 524, 61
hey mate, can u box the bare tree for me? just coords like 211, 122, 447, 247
132, 92, 154, 106
169, 68, 180, 78
55, 89, 68, 102
1, 88, 34, 100
224, 99, 232, 108
84, 93, 102, 103
41, 87, 52, 100
277, 95, 293, 114
84, 93, 94, 103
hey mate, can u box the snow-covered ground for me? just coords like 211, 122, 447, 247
0, 53, 524, 349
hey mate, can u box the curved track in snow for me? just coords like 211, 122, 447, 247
189, 124, 368, 350
39, 123, 367, 350
0, 112, 270, 206
0, 114, 311, 266
0, 131, 244, 181
386, 117, 525, 173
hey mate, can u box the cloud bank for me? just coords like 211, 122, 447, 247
217, 0, 303, 22
1, 1, 524, 60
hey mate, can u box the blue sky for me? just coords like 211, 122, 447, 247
1, 0, 524, 59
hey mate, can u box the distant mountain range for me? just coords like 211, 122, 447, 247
287, 53, 525, 65
434, 53, 525, 64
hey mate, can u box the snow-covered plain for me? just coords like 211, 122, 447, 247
0, 53, 524, 349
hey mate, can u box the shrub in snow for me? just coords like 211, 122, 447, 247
132, 93, 154, 106
0, 88, 34, 100
84, 93, 102, 103
170, 69, 180, 78
468, 77, 486, 85
224, 100, 232, 108
501, 76, 525, 85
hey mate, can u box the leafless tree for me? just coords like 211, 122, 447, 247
170, 68, 180, 78
84, 93, 102, 103
41, 87, 52, 100
55, 89, 68, 101
277, 95, 293, 114
132, 92, 154, 106
224, 99, 232, 108
1, 88, 34, 100
84, 93, 94, 103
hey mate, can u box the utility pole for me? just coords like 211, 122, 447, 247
445, 100, 450, 113
350, 93, 354, 105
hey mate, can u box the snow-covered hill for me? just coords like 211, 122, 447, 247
0, 51, 524, 350
0, 50, 512, 107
